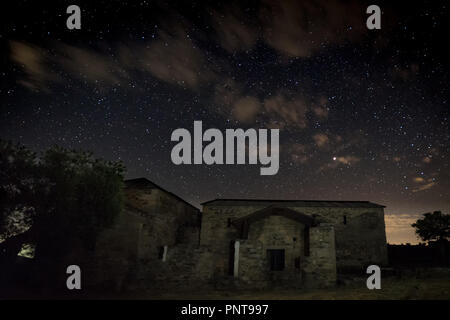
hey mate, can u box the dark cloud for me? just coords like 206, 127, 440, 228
263, 93, 309, 129
231, 96, 261, 124
260, 0, 365, 57
311, 96, 329, 119
289, 143, 310, 164
10, 41, 57, 91
211, 6, 258, 52
10, 26, 214, 91
313, 133, 329, 148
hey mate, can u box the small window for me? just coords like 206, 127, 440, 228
294, 257, 301, 269
343, 215, 347, 225
267, 249, 285, 271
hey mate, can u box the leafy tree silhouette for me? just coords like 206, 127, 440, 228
0, 139, 125, 291
412, 211, 449, 264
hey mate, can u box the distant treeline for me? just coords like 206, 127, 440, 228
388, 242, 450, 267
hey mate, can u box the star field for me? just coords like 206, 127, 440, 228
1, 0, 449, 243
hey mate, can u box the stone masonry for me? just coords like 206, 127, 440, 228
89, 179, 388, 291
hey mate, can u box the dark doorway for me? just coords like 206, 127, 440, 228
304, 227, 310, 256
158, 246, 165, 260
267, 249, 285, 271
228, 240, 235, 276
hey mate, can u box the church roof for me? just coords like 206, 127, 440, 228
201, 199, 385, 208
124, 178, 199, 210
124, 177, 159, 189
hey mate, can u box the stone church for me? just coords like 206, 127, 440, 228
89, 178, 388, 290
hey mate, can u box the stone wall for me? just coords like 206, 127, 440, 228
200, 205, 264, 277
303, 224, 337, 288
86, 189, 387, 291
147, 244, 216, 290
237, 240, 268, 288
222, 220, 336, 289
200, 204, 388, 275
87, 182, 201, 291
239, 215, 305, 288
290, 206, 388, 271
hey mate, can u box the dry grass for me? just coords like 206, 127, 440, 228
137, 277, 450, 300
6, 276, 449, 300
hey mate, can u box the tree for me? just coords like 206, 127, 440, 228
0, 140, 125, 266
32, 146, 125, 260
0, 140, 41, 260
412, 211, 450, 264
412, 211, 450, 243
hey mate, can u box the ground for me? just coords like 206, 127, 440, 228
136, 277, 450, 300
3, 273, 450, 300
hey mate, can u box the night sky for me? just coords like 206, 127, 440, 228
1, 0, 449, 244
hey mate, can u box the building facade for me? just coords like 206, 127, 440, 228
91, 178, 388, 290
200, 199, 388, 288
89, 178, 201, 290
